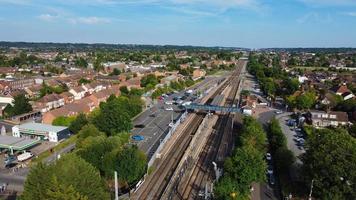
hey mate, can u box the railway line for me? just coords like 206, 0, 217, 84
173, 60, 245, 200
132, 60, 246, 200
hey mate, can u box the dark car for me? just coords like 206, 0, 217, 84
134, 124, 145, 128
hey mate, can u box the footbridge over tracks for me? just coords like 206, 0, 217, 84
184, 103, 241, 113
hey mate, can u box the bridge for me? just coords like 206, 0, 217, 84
184, 103, 241, 113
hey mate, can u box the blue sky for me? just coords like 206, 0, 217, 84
0, 0, 356, 48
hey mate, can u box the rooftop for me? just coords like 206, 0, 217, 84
18, 122, 68, 133
0, 135, 40, 150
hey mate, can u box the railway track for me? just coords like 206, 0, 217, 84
174, 60, 245, 200
132, 61, 245, 200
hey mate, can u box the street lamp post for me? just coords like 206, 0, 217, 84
309, 179, 314, 200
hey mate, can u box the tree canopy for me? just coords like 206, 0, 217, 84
22, 154, 110, 200
92, 95, 142, 136
302, 128, 356, 199
4, 94, 32, 117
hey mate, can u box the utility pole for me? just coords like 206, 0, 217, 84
115, 171, 119, 200
308, 179, 314, 200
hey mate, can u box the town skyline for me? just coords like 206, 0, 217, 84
1, 0, 356, 48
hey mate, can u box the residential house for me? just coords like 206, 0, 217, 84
7, 78, 35, 89
89, 82, 106, 93
240, 95, 258, 116
334, 84, 354, 100
119, 77, 142, 89
60, 92, 74, 104
192, 69, 206, 81
25, 85, 42, 99
309, 110, 349, 127
160, 75, 179, 86
42, 87, 121, 124
69, 86, 86, 100
34, 93, 65, 113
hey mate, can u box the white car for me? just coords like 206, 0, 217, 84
267, 166, 274, 174
266, 153, 272, 161
165, 101, 173, 105
17, 152, 34, 162
165, 107, 173, 111
275, 110, 283, 114
176, 100, 183, 105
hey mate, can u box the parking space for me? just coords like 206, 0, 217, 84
277, 115, 305, 162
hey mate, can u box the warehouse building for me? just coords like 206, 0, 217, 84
12, 122, 69, 142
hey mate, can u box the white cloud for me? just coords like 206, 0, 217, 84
69, 16, 111, 24
37, 14, 58, 22
297, 12, 332, 24
0, 0, 31, 5
298, 0, 356, 6
344, 12, 356, 16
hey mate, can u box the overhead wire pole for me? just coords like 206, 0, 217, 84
115, 171, 119, 200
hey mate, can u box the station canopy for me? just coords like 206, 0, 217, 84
0, 135, 39, 151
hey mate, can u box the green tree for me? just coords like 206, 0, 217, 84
214, 176, 245, 200
284, 78, 300, 95
240, 116, 267, 153
52, 116, 76, 126
268, 118, 287, 152
274, 147, 295, 173
78, 78, 91, 85
46, 176, 88, 200
140, 74, 159, 88
92, 98, 132, 136
53, 154, 109, 200
302, 129, 356, 199
76, 124, 106, 148
22, 162, 52, 200
69, 113, 88, 134
296, 92, 316, 109
223, 146, 267, 195
75, 57, 88, 68
110, 68, 121, 76
4, 94, 32, 117
112, 146, 147, 185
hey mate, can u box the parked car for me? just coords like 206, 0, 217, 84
275, 110, 283, 114
134, 124, 145, 128
269, 173, 275, 185
165, 101, 173, 105
4, 155, 17, 167
267, 166, 274, 174
132, 135, 145, 141
165, 107, 173, 111
17, 152, 34, 162
176, 100, 184, 105
266, 153, 272, 161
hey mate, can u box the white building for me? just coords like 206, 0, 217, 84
69, 86, 86, 100
12, 122, 69, 142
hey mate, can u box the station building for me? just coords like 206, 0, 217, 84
12, 122, 69, 142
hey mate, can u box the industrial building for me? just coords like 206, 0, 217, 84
12, 122, 69, 142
